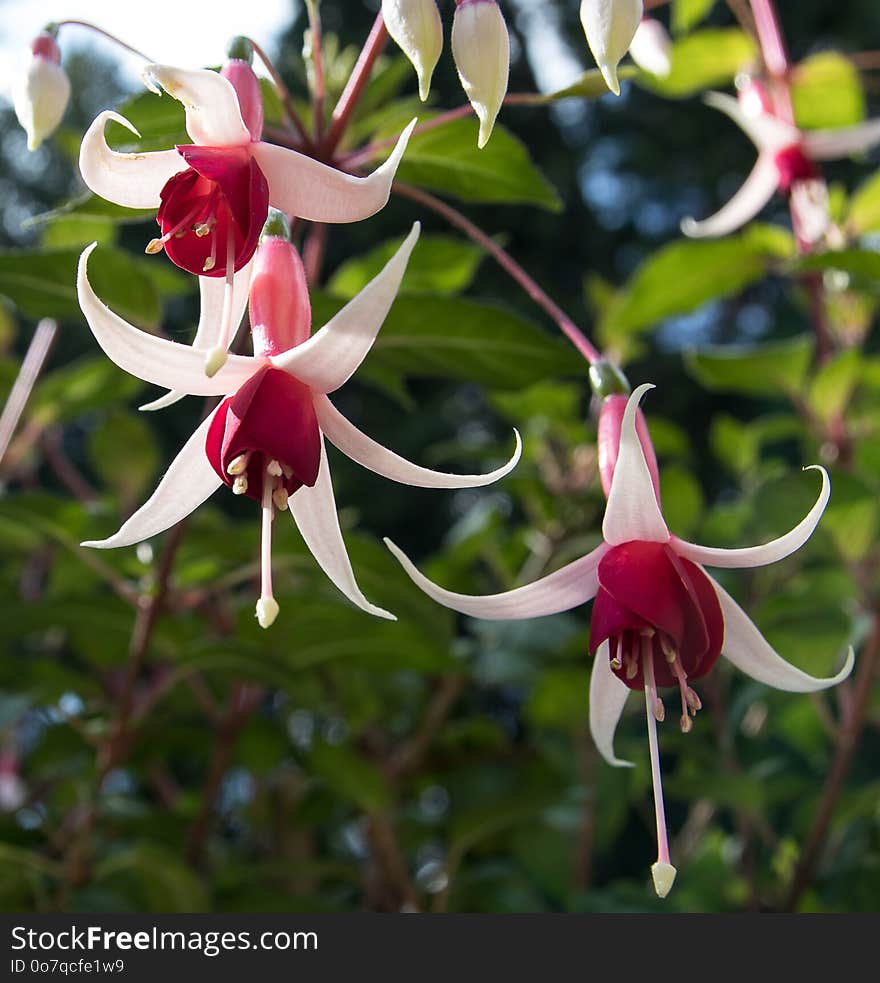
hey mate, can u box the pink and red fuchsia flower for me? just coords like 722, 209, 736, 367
79, 62, 415, 377
386, 383, 853, 897
76, 223, 522, 629
681, 84, 880, 240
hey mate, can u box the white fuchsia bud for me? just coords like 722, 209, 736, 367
14, 32, 71, 151
382, 0, 443, 102
579, 0, 643, 96
451, 0, 510, 149
628, 18, 671, 78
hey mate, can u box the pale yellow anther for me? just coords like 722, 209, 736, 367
654, 697, 665, 723
272, 488, 289, 511
194, 222, 212, 237
232, 475, 248, 496
686, 689, 702, 713
610, 655, 622, 670
267, 460, 283, 477
202, 256, 216, 272
626, 658, 638, 680
680, 714, 693, 734
145, 238, 165, 255
227, 453, 250, 476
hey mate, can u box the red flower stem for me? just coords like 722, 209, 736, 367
305, 0, 326, 141
784, 613, 880, 910
322, 13, 388, 158
53, 19, 155, 61
247, 39, 313, 148
393, 181, 602, 366
0, 318, 56, 469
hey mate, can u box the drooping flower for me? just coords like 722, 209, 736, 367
451, 0, 510, 149
79, 61, 415, 374
682, 85, 880, 239
627, 18, 672, 78
386, 381, 853, 897
580, 0, 643, 96
14, 30, 71, 151
382, 0, 444, 102
76, 223, 521, 628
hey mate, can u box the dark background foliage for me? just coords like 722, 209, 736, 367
0, 0, 878, 912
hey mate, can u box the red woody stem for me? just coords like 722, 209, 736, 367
393, 181, 602, 366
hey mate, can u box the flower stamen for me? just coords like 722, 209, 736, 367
227, 452, 251, 476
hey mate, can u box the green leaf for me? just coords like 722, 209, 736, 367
672, 0, 717, 34
537, 67, 639, 102
32, 357, 143, 425
0, 247, 161, 326
310, 292, 583, 391
600, 225, 794, 343
638, 29, 757, 98
847, 169, 880, 235
95, 846, 209, 912
792, 248, 880, 289
327, 235, 484, 298
104, 88, 188, 152
88, 410, 160, 500
525, 668, 589, 729
685, 334, 815, 396
308, 742, 392, 813
42, 215, 118, 249
792, 52, 865, 130
395, 119, 562, 211
659, 465, 704, 537
808, 349, 862, 422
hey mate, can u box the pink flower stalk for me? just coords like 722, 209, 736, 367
386, 383, 853, 897
682, 84, 880, 239
76, 224, 521, 628
79, 62, 416, 376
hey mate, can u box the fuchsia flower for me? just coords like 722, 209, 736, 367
682, 85, 880, 239
387, 383, 853, 897
76, 222, 521, 628
79, 62, 415, 375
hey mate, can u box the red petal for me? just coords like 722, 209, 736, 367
589, 587, 647, 654
208, 367, 321, 502
597, 542, 690, 646
157, 147, 269, 277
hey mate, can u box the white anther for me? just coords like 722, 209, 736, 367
145, 238, 165, 255
232, 475, 248, 495
227, 453, 250, 476
272, 487, 289, 511
267, 460, 283, 477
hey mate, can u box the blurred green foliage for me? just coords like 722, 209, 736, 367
0, 0, 879, 915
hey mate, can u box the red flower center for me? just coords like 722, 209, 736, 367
589, 541, 724, 693
155, 145, 269, 277
773, 144, 820, 193
205, 366, 321, 503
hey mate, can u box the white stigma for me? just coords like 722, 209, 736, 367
204, 346, 228, 378
256, 596, 279, 629
651, 861, 677, 899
